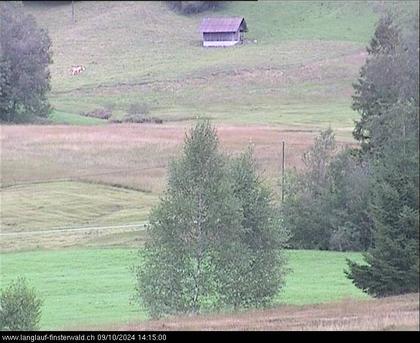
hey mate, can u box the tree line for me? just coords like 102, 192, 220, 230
282, 13, 419, 297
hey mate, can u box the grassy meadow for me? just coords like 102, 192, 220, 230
49, 110, 106, 125
1, 181, 156, 233
0, 248, 368, 330
0, 124, 355, 190
22, 0, 384, 127
0, 123, 355, 251
2, 0, 419, 331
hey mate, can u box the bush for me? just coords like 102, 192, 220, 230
116, 103, 162, 124
121, 114, 149, 123
117, 114, 162, 124
167, 1, 225, 15
329, 223, 362, 252
0, 277, 43, 331
81, 108, 112, 120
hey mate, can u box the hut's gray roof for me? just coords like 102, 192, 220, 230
199, 17, 248, 33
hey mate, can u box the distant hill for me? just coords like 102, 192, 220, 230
23, 1, 416, 130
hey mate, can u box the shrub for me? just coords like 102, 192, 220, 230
0, 277, 43, 331
81, 108, 112, 120
121, 114, 149, 123
167, 1, 225, 15
118, 103, 162, 124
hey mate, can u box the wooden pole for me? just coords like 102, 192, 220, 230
281, 140, 285, 203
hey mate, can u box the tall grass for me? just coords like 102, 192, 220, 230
0, 124, 355, 191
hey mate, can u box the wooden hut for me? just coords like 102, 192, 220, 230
199, 17, 248, 47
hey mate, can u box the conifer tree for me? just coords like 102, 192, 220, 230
346, 13, 419, 296
346, 103, 419, 296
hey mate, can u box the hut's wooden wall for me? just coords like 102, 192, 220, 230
203, 31, 238, 42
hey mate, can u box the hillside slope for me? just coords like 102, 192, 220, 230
23, 0, 389, 129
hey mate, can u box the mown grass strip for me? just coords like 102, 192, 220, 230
0, 248, 368, 329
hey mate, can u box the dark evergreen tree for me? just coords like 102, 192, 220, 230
346, 103, 419, 296
352, 14, 402, 152
346, 13, 419, 296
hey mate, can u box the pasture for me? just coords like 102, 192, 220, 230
0, 123, 354, 191
1, 0, 418, 331
22, 1, 383, 125
0, 249, 368, 330
0, 123, 355, 252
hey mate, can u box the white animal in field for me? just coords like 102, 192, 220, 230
70, 65, 86, 76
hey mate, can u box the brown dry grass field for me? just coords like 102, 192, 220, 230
0, 123, 354, 193
107, 293, 419, 331
1, 122, 356, 251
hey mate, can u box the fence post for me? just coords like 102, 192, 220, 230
281, 140, 285, 203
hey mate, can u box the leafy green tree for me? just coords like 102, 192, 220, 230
216, 148, 289, 309
0, 2, 52, 123
135, 121, 243, 318
135, 121, 288, 318
282, 129, 373, 251
0, 277, 43, 331
282, 128, 338, 250
326, 149, 373, 251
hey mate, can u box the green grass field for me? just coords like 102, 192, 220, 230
0, 181, 157, 252
1, 0, 415, 331
22, 0, 389, 128
0, 248, 368, 330
49, 110, 107, 125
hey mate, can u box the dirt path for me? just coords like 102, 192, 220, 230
0, 222, 148, 252
0, 222, 147, 236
